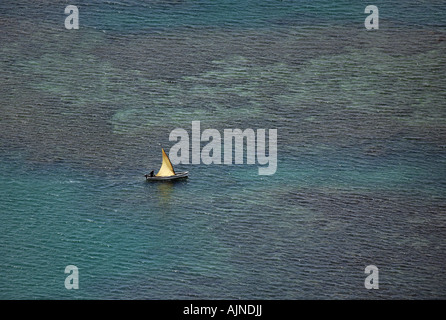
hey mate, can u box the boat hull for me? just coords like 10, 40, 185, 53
145, 171, 189, 181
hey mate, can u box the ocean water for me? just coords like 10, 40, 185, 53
1, 0, 446, 299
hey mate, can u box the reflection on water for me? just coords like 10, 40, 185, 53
156, 181, 174, 205
145, 178, 189, 207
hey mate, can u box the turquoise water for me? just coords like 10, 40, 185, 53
1, 1, 446, 299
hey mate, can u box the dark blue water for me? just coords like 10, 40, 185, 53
1, 0, 445, 299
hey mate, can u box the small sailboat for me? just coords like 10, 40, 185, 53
145, 148, 188, 181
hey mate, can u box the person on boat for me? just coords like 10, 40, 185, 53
144, 170, 155, 178
144, 170, 155, 179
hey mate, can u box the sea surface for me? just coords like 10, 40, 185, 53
1, 0, 445, 299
